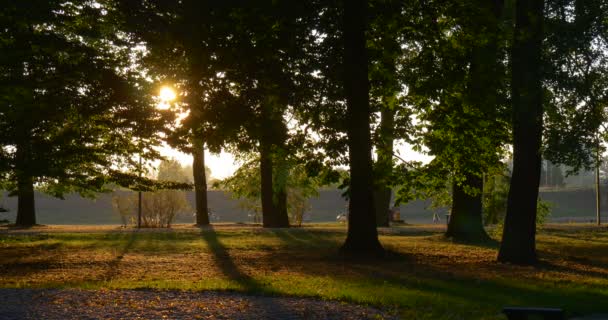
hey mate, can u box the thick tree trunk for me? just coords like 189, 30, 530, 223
192, 138, 209, 226
374, 188, 391, 227
596, 137, 601, 226
273, 157, 290, 227
340, 0, 383, 254
259, 145, 289, 228
271, 120, 290, 228
260, 141, 275, 227
375, 107, 395, 227
446, 174, 489, 241
15, 142, 36, 227
275, 186, 289, 226
498, 0, 544, 265
16, 173, 36, 226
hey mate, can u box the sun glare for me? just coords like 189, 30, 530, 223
159, 86, 176, 102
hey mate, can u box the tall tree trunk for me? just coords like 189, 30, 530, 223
192, 138, 209, 226
596, 137, 601, 226
16, 173, 36, 226
498, 0, 544, 265
260, 140, 275, 227
275, 185, 289, 225
340, 0, 383, 254
273, 155, 290, 227
446, 174, 489, 241
15, 143, 36, 226
260, 141, 289, 228
375, 107, 395, 227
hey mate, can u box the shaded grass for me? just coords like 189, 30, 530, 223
1, 224, 607, 319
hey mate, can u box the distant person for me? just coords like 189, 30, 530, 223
432, 212, 440, 223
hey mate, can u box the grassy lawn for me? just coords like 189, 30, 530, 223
1, 223, 607, 319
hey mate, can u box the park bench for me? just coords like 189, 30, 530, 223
502, 307, 565, 320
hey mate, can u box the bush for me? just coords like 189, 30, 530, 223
111, 159, 193, 228
140, 190, 191, 228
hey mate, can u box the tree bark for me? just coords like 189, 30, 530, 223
375, 107, 395, 227
340, 0, 383, 254
497, 0, 544, 265
258, 96, 290, 228
192, 138, 209, 226
596, 138, 601, 226
275, 184, 289, 226
15, 142, 36, 226
259, 141, 289, 228
16, 173, 36, 226
446, 174, 489, 241
260, 141, 275, 227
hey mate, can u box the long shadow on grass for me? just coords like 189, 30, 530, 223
199, 226, 263, 291
199, 227, 301, 318
102, 230, 139, 281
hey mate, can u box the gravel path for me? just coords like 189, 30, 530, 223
0, 288, 399, 319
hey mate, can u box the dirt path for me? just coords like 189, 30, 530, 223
0, 288, 398, 320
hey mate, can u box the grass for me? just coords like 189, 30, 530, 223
1, 223, 607, 319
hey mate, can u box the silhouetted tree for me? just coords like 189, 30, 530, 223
498, 0, 545, 265
0, 1, 171, 226
340, 0, 383, 254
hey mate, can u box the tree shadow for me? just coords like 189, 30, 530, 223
198, 227, 301, 318
199, 227, 260, 291
102, 230, 139, 281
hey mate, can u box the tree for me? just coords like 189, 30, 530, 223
206, 2, 319, 228
397, 0, 509, 242
368, 0, 413, 227
340, 0, 383, 254
497, 0, 545, 265
115, 1, 214, 226
0, 1, 171, 226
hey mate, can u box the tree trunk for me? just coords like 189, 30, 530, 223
273, 156, 290, 227
596, 138, 601, 226
446, 174, 489, 241
16, 173, 36, 226
15, 142, 36, 226
275, 185, 289, 226
497, 0, 544, 265
374, 188, 391, 227
260, 145, 289, 228
193, 138, 209, 226
340, 0, 383, 254
260, 141, 277, 228
375, 106, 395, 227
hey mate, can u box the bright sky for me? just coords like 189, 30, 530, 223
159, 146, 239, 180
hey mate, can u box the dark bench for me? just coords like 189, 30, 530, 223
502, 307, 565, 320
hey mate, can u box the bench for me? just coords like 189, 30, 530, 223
502, 307, 565, 320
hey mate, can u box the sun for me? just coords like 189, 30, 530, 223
159, 86, 176, 102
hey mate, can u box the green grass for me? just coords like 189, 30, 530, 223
1, 224, 607, 319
